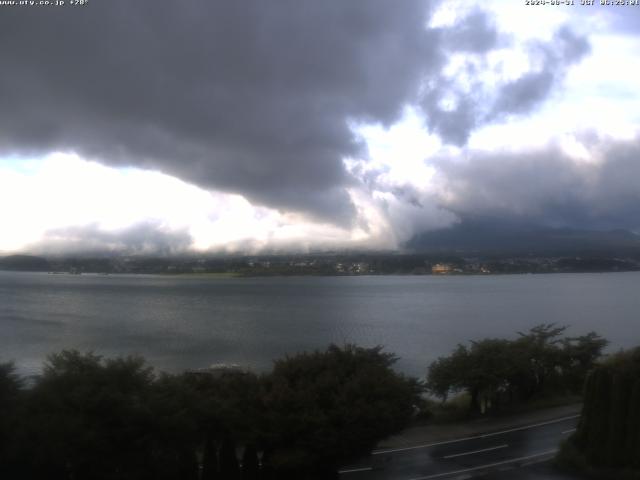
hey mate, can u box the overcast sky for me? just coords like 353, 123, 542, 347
1, 0, 640, 254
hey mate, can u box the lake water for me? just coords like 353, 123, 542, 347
1, 271, 639, 378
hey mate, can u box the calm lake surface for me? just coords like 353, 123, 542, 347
1, 271, 639, 377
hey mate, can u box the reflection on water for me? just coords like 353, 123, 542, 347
1, 271, 639, 377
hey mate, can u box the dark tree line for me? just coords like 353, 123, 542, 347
0, 345, 420, 480
426, 324, 608, 414
561, 347, 640, 477
0, 328, 612, 479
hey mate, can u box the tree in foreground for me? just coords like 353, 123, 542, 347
558, 346, 640, 479
426, 324, 608, 414
0, 362, 23, 477
17, 350, 200, 480
241, 443, 260, 480
261, 344, 422, 478
4, 345, 421, 479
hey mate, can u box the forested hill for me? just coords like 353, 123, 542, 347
407, 223, 640, 255
0, 255, 50, 272
1, 252, 640, 275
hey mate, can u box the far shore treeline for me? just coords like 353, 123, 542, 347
2, 252, 640, 276
0, 325, 626, 479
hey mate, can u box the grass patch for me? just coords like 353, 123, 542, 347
415, 393, 472, 424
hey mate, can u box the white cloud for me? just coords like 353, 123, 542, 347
0, 153, 404, 253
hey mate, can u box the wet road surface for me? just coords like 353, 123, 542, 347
339, 415, 580, 480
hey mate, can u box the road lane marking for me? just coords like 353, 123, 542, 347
338, 466, 373, 474
372, 414, 580, 455
442, 444, 508, 459
561, 428, 577, 434
406, 449, 558, 480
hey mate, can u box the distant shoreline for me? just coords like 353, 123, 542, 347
2, 252, 639, 277
2, 268, 639, 278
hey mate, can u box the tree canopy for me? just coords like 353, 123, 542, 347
262, 345, 421, 476
426, 324, 607, 413
559, 346, 640, 477
0, 345, 420, 479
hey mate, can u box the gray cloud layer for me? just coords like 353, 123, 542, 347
12, 0, 635, 258
433, 135, 640, 231
0, 0, 440, 224
35, 223, 193, 255
421, 24, 591, 145
0, 1, 588, 232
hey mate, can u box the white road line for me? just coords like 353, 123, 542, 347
442, 444, 508, 459
372, 414, 580, 455
406, 449, 558, 480
338, 466, 373, 474
561, 428, 577, 434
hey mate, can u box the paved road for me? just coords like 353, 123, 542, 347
339, 415, 579, 480
471, 461, 584, 479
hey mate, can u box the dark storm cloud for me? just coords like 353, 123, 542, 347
441, 10, 498, 53
0, 0, 601, 246
433, 135, 640, 231
420, 90, 482, 146
419, 10, 499, 145
35, 223, 193, 255
490, 27, 591, 119
0, 0, 589, 227
421, 24, 590, 145
0, 0, 441, 224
